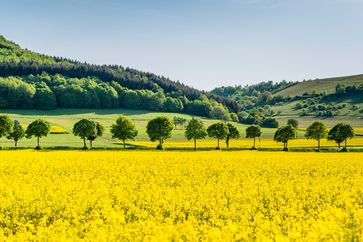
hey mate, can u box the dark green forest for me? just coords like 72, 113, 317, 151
0, 35, 239, 119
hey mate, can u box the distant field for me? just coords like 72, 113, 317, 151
0, 109, 362, 149
275, 74, 363, 97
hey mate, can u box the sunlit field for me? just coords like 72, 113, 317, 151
129, 138, 363, 149
1, 150, 363, 240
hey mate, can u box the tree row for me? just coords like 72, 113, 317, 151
0, 115, 355, 151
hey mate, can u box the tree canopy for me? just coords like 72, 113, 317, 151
73, 119, 97, 149
111, 116, 138, 148
246, 125, 261, 149
185, 118, 207, 150
225, 123, 240, 148
328, 123, 354, 150
7, 120, 25, 147
25, 119, 51, 148
287, 119, 299, 128
146, 117, 174, 149
207, 122, 228, 149
274, 125, 296, 151
0, 114, 13, 139
87, 122, 104, 148
305, 121, 327, 151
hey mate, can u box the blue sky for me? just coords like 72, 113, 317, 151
1, 0, 362, 90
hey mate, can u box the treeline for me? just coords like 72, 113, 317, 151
0, 114, 356, 151
0, 61, 239, 113
334, 83, 363, 97
0, 74, 237, 119
0, 36, 58, 65
0, 35, 239, 114
211, 80, 294, 98
211, 80, 294, 110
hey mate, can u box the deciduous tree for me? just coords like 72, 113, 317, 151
111, 116, 138, 148
146, 117, 173, 149
184, 118, 207, 150
246, 125, 261, 149
207, 122, 228, 149
25, 119, 50, 149
7, 120, 24, 147
274, 125, 296, 151
0, 114, 13, 140
328, 123, 354, 151
73, 119, 96, 149
287, 119, 299, 128
87, 122, 104, 148
305, 121, 327, 151
225, 123, 240, 148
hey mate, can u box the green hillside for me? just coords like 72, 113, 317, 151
275, 74, 363, 97
211, 75, 363, 126
0, 35, 239, 119
0, 35, 59, 64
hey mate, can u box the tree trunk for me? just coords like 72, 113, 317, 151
253, 138, 256, 149
194, 138, 196, 150
37, 137, 40, 148
15, 140, 17, 148
226, 138, 229, 149
123, 140, 126, 149
318, 138, 320, 151
344, 139, 347, 149
338, 142, 341, 149
217, 139, 220, 149
90, 140, 93, 149
83, 138, 87, 149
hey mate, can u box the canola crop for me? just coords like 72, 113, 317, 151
21, 124, 68, 134
0, 151, 363, 241
129, 138, 363, 149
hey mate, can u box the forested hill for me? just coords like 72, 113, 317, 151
211, 76, 363, 125
0, 35, 239, 119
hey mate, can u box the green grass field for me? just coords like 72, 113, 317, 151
1, 108, 362, 149
0, 109, 273, 148
275, 74, 363, 97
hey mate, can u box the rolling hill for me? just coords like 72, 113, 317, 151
0, 35, 239, 119
275, 74, 363, 97
211, 74, 363, 127
1, 35, 363, 131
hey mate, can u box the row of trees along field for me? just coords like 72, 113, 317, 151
0, 115, 356, 151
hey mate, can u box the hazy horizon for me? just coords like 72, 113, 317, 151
1, 0, 362, 90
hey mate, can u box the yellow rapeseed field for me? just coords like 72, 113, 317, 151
0, 150, 363, 241
129, 138, 363, 149
21, 124, 68, 134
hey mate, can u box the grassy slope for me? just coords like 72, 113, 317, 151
275, 74, 363, 97
271, 74, 363, 119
